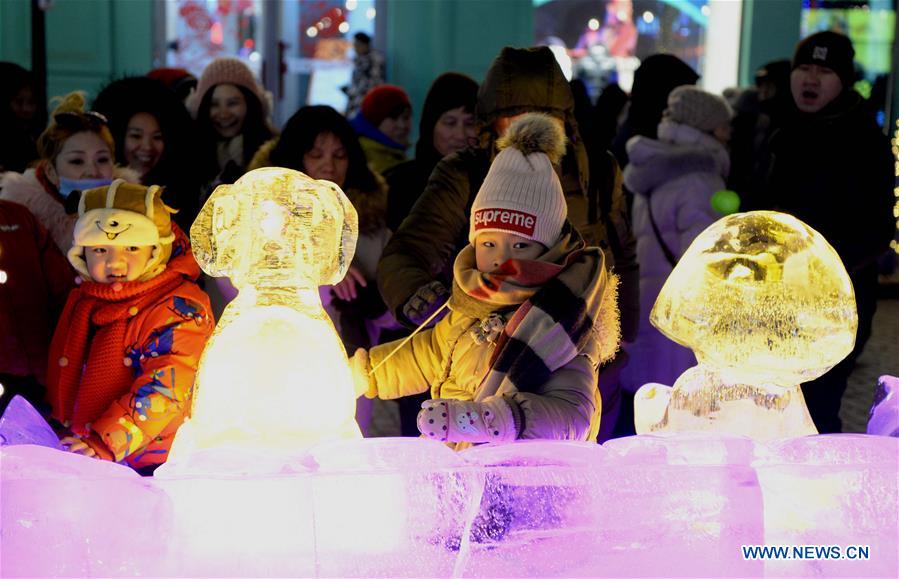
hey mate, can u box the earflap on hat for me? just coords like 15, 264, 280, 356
469, 113, 568, 247
67, 179, 176, 281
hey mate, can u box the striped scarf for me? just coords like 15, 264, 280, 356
451, 224, 620, 401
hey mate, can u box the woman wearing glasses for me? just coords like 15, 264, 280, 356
0, 91, 138, 253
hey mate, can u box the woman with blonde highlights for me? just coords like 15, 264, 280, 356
0, 92, 138, 253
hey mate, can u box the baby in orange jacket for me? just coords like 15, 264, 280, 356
45, 179, 214, 472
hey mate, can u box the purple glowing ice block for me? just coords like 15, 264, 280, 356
0, 394, 62, 449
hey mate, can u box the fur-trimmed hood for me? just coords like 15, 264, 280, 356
248, 137, 388, 235
623, 120, 729, 197
0, 165, 140, 253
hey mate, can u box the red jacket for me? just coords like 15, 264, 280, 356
46, 229, 214, 469
0, 200, 74, 383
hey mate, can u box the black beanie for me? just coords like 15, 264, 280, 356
792, 31, 855, 89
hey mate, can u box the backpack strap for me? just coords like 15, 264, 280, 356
647, 197, 678, 267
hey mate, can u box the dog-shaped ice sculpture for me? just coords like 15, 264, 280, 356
163, 168, 362, 473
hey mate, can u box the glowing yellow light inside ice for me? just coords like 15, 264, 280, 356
170, 167, 361, 459
893, 121, 898, 254
651, 211, 857, 388
186, 298, 360, 451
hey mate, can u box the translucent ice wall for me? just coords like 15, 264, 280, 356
3, 434, 896, 578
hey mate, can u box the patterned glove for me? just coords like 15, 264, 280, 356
417, 398, 517, 443
350, 348, 377, 399
402, 281, 448, 326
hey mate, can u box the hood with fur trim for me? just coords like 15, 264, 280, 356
624, 121, 729, 197
476, 46, 590, 198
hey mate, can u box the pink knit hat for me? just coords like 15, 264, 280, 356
186, 57, 268, 118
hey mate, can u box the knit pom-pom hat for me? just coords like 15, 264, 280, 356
186, 57, 268, 119
663, 86, 733, 134
469, 113, 568, 247
68, 179, 176, 282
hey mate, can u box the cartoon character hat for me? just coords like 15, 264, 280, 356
68, 179, 176, 282
469, 113, 567, 248
792, 31, 855, 90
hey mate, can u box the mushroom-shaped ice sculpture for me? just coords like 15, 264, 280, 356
162, 168, 362, 473
634, 211, 857, 440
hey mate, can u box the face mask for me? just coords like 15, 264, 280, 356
58, 176, 113, 199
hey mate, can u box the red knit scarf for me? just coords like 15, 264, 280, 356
45, 268, 186, 434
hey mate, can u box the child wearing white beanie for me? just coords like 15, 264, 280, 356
352, 113, 620, 451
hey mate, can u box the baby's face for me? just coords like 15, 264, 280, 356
85, 244, 154, 283
474, 231, 545, 273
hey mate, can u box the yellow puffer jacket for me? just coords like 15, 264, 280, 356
359, 135, 407, 175
368, 308, 603, 445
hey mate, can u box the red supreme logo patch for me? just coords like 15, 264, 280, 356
473, 208, 537, 236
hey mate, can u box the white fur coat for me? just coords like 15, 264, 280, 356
0, 166, 139, 253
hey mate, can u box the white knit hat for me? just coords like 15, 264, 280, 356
469, 113, 567, 248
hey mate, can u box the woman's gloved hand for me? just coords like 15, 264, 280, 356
350, 348, 377, 399
402, 281, 448, 326
417, 397, 517, 443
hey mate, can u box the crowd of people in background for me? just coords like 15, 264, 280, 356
0, 29, 894, 473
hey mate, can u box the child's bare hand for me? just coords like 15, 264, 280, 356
60, 436, 98, 458
350, 348, 377, 398
332, 266, 366, 301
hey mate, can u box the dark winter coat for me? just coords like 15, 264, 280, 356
766, 91, 894, 275
377, 46, 638, 339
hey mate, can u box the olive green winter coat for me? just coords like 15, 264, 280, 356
376, 46, 638, 338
